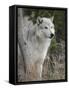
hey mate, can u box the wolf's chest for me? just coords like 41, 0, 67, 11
24, 41, 50, 63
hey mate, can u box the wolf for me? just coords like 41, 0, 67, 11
18, 9, 55, 81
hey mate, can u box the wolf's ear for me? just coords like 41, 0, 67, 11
50, 16, 54, 22
37, 17, 43, 25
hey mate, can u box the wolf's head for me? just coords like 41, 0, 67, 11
36, 17, 55, 40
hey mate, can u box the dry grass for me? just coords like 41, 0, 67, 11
18, 41, 65, 82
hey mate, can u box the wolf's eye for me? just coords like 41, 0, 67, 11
51, 26, 53, 29
51, 26, 54, 29
45, 26, 48, 29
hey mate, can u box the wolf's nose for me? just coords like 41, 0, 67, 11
50, 33, 54, 38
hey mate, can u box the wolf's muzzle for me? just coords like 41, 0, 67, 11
50, 33, 54, 38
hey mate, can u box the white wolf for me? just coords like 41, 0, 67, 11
18, 9, 55, 81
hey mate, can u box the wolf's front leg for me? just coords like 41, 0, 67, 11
36, 63, 43, 80
25, 62, 43, 81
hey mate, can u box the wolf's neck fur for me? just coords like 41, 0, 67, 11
28, 33, 51, 61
